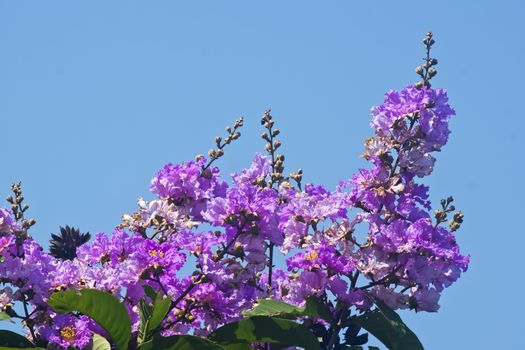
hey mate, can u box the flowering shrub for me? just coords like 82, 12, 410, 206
0, 33, 468, 350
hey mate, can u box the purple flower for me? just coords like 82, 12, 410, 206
279, 185, 348, 252
371, 86, 431, 140
0, 208, 20, 236
409, 287, 441, 312
0, 287, 13, 311
203, 184, 282, 245
40, 314, 93, 349
150, 157, 227, 202
231, 153, 271, 187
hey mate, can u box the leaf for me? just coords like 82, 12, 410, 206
138, 334, 224, 350
143, 285, 158, 302
148, 297, 171, 335
221, 344, 252, 350
209, 316, 321, 350
0, 330, 35, 348
48, 289, 131, 350
138, 299, 153, 344
138, 295, 172, 344
0, 312, 13, 323
352, 297, 423, 350
91, 333, 111, 350
242, 297, 333, 325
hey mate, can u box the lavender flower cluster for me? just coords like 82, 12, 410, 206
0, 47, 469, 349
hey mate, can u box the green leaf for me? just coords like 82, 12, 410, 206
148, 297, 171, 335
137, 294, 172, 344
0, 330, 35, 348
209, 316, 321, 350
48, 289, 131, 350
91, 333, 111, 350
352, 298, 423, 350
138, 334, 224, 350
242, 297, 333, 325
0, 312, 13, 323
138, 299, 153, 344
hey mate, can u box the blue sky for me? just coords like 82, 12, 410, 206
0, 1, 523, 349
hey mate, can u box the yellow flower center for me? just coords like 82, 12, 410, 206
148, 249, 164, 258
305, 250, 318, 263
60, 326, 76, 341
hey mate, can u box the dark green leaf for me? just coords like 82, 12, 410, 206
143, 285, 158, 302
91, 333, 111, 350
242, 297, 333, 325
221, 344, 252, 350
48, 289, 131, 350
0, 330, 34, 348
352, 298, 423, 350
138, 334, 224, 350
209, 316, 321, 350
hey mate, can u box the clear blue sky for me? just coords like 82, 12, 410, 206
0, 1, 523, 349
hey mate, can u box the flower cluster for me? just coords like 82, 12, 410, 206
0, 40, 469, 349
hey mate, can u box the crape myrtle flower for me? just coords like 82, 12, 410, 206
75, 229, 186, 295
121, 198, 198, 240
339, 83, 468, 313
231, 152, 271, 187
0, 235, 14, 256
279, 184, 349, 253
0, 208, 20, 236
40, 314, 93, 350
0, 286, 13, 311
0, 239, 56, 306
149, 156, 227, 220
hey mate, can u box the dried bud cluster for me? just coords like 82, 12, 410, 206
6, 182, 35, 231
434, 196, 463, 227
205, 117, 244, 170
261, 110, 286, 187
415, 32, 438, 88
289, 168, 303, 190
